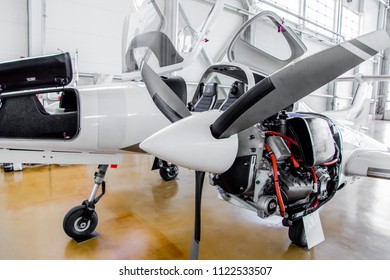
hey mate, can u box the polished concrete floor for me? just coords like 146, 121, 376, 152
1, 120, 390, 260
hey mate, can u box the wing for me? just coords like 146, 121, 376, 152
345, 149, 390, 179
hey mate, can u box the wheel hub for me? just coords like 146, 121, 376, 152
74, 217, 91, 232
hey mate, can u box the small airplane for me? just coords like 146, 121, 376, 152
138, 13, 390, 259
0, 0, 389, 260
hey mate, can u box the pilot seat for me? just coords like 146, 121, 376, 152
192, 82, 218, 112
219, 81, 245, 111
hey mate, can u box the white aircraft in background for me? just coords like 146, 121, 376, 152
0, 0, 390, 259
295, 74, 373, 131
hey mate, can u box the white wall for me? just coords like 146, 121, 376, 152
177, 3, 245, 93
44, 0, 129, 75
0, 0, 28, 61
299, 0, 386, 112
361, 0, 380, 33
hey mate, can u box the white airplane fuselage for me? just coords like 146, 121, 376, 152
0, 82, 170, 165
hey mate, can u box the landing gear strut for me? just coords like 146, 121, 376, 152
152, 157, 179, 181
63, 164, 108, 242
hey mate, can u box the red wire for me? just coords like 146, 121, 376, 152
265, 131, 298, 146
265, 131, 337, 214
311, 167, 318, 184
265, 144, 286, 217
309, 167, 319, 210
322, 158, 339, 166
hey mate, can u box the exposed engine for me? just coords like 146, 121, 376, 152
210, 111, 341, 225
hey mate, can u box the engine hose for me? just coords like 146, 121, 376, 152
309, 167, 319, 210
290, 155, 300, 168
311, 167, 318, 193
311, 199, 319, 209
322, 158, 339, 166
265, 144, 286, 217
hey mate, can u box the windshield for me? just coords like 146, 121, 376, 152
122, 0, 224, 79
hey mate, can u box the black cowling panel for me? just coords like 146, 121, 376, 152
214, 155, 255, 195
0, 53, 73, 93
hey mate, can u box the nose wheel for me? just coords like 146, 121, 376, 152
152, 157, 179, 181
159, 162, 179, 181
63, 204, 98, 241
288, 218, 307, 247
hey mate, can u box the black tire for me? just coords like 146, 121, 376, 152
159, 164, 179, 181
288, 218, 307, 247
63, 205, 98, 239
3, 163, 14, 172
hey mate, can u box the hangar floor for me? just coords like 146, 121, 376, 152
0, 120, 390, 260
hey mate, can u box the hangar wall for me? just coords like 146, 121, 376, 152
0, 0, 387, 114
0, 0, 28, 61
44, 0, 129, 75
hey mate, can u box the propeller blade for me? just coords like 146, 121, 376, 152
211, 30, 390, 139
141, 62, 191, 123
140, 110, 238, 173
190, 171, 205, 260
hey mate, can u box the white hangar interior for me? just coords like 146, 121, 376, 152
0, 0, 390, 260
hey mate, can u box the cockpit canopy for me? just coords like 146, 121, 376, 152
227, 10, 307, 76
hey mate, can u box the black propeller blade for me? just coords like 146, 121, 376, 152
190, 171, 205, 260
211, 30, 390, 139
141, 62, 207, 260
141, 62, 191, 122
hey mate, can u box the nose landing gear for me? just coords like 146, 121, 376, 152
63, 164, 107, 242
63, 203, 99, 241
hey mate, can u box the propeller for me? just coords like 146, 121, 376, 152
141, 62, 211, 260
141, 61, 191, 122
140, 30, 390, 259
